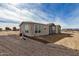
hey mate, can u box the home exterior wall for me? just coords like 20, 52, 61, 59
20, 23, 34, 36
33, 23, 49, 36
20, 23, 25, 35
52, 26, 56, 34
55, 25, 61, 34
20, 23, 49, 36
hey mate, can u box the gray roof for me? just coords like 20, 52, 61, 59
20, 21, 58, 27
20, 21, 48, 26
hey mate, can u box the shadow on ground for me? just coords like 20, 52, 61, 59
0, 32, 73, 44
33, 33, 73, 44
21, 33, 74, 44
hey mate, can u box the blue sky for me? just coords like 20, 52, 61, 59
0, 3, 79, 29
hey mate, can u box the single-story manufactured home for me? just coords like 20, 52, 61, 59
20, 22, 61, 37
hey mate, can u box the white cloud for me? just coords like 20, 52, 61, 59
0, 9, 19, 20
20, 9, 50, 24
0, 3, 25, 22
0, 3, 54, 24
0, 3, 51, 29
9, 3, 19, 6
0, 3, 68, 29
30, 9, 54, 22
54, 17, 67, 28
0, 22, 19, 30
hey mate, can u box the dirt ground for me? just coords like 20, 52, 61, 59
54, 31, 79, 50
0, 31, 79, 56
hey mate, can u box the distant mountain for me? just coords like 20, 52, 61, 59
62, 28, 79, 31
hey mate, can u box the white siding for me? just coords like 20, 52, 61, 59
33, 24, 49, 36
55, 25, 61, 34
24, 24, 34, 36
20, 23, 34, 36
20, 23, 25, 34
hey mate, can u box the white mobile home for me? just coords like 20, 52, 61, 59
20, 22, 49, 36
20, 22, 61, 37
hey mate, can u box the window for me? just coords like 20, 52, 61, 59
25, 24, 29, 33
35, 31, 37, 33
38, 25, 41, 33
38, 30, 41, 33
25, 30, 29, 33
35, 25, 41, 33
35, 25, 38, 33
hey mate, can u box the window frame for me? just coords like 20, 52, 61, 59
35, 25, 41, 33
25, 24, 29, 33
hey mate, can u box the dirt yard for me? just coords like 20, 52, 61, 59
0, 31, 79, 56
37, 31, 79, 50
54, 31, 79, 50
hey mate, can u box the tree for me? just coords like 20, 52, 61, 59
0, 28, 2, 31
13, 27, 17, 31
5, 27, 11, 31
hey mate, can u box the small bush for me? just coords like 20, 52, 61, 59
5, 27, 11, 31
0, 28, 2, 31
13, 27, 17, 31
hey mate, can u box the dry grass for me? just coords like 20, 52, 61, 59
0, 31, 19, 36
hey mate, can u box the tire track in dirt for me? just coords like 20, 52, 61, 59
0, 37, 31, 55
6, 36, 79, 56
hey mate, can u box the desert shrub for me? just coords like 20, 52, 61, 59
13, 27, 17, 31
5, 27, 11, 31
13, 27, 19, 31
0, 28, 2, 31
